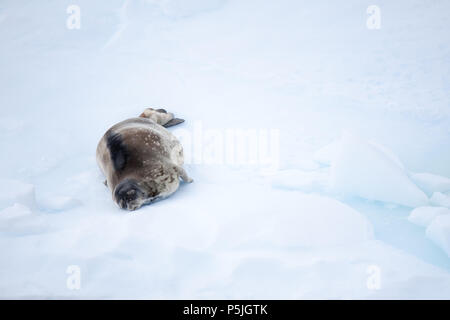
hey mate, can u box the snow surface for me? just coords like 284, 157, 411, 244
1, 0, 450, 299
0, 179, 35, 210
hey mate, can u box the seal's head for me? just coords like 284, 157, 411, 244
113, 179, 147, 211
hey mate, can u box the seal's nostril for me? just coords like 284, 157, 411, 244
125, 189, 138, 202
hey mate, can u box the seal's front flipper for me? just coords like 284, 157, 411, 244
175, 165, 193, 183
163, 118, 185, 128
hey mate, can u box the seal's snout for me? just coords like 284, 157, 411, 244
114, 180, 144, 211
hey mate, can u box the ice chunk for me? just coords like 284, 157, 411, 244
330, 134, 428, 208
314, 136, 405, 169
367, 140, 405, 170
0, 179, 35, 210
430, 192, 450, 208
411, 173, 450, 196
408, 206, 450, 227
426, 215, 450, 257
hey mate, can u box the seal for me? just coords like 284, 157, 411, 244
96, 108, 192, 211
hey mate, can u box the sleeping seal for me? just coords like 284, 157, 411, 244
96, 108, 192, 211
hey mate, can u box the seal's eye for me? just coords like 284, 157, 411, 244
114, 180, 144, 210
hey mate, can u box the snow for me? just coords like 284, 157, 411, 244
155, 0, 226, 18
0, 179, 35, 210
270, 169, 328, 192
38, 195, 83, 212
1, 0, 450, 299
330, 133, 428, 208
408, 206, 450, 227
0, 204, 32, 220
313, 140, 341, 166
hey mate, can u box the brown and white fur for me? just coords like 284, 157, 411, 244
96, 108, 192, 211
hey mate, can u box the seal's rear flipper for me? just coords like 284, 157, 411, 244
163, 118, 185, 128
140, 107, 185, 128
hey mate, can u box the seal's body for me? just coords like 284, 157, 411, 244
96, 108, 192, 211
